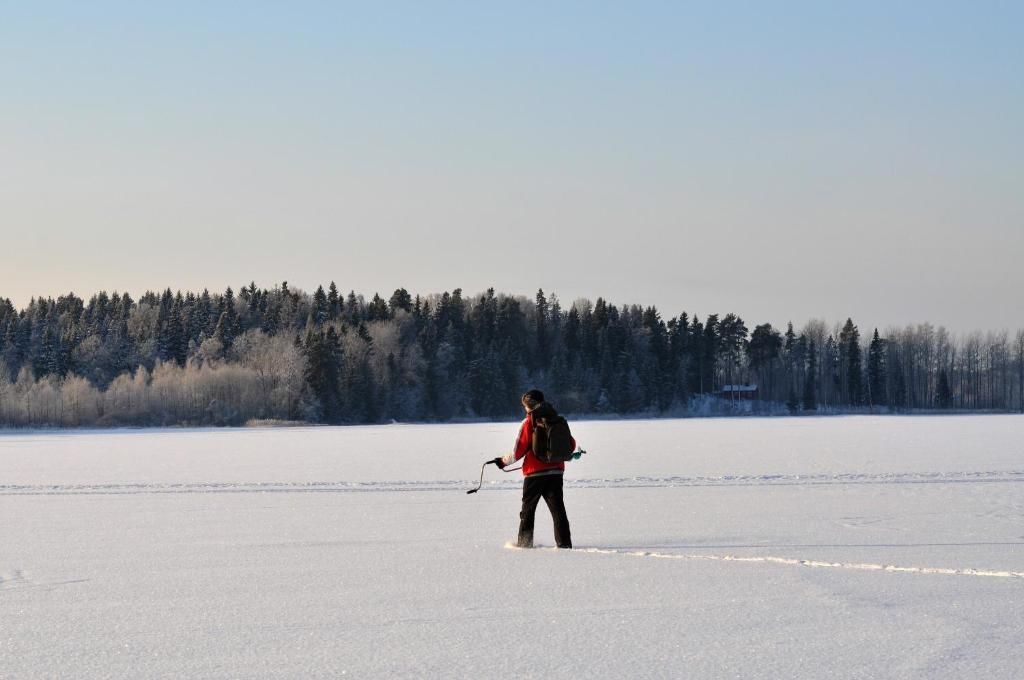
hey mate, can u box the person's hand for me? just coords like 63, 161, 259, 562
491, 457, 506, 470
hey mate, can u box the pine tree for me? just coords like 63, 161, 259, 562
388, 288, 412, 315
748, 323, 782, 389
719, 314, 748, 391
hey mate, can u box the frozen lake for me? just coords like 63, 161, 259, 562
2, 415, 1023, 678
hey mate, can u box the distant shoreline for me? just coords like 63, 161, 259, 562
1, 408, 1020, 435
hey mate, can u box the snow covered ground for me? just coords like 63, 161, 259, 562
2, 415, 1023, 679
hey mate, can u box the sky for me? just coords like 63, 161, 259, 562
1, 2, 1021, 333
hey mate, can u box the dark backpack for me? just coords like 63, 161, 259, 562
530, 403, 575, 464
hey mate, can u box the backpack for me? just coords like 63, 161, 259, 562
530, 403, 575, 464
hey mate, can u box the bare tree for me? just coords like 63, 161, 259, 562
1016, 329, 1024, 413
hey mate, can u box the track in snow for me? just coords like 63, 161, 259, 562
2, 469, 1023, 495
506, 545, 1024, 580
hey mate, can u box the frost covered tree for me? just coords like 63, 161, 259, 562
1, 282, 1021, 426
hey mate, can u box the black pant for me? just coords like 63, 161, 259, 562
518, 474, 572, 549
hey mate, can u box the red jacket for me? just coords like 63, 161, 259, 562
501, 412, 576, 477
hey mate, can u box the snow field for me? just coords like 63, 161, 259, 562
2, 415, 1023, 678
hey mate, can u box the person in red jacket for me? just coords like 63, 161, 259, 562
492, 389, 573, 549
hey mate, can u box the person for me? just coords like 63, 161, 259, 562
492, 389, 573, 549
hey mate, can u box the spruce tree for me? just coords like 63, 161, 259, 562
8, 279, 1020, 426
688, 316, 704, 395
323, 326, 344, 421
34, 325, 55, 377
668, 312, 690, 404
345, 291, 361, 324
197, 289, 215, 337
219, 287, 239, 341
825, 335, 840, 407
357, 322, 372, 344
13, 315, 31, 375
246, 282, 260, 314
162, 295, 186, 365
849, 327, 863, 407
564, 307, 581, 354
302, 328, 343, 422
366, 293, 389, 321
867, 329, 886, 409
802, 339, 818, 411
534, 289, 549, 372
311, 285, 328, 325
327, 282, 341, 320
839, 319, 863, 406
214, 312, 233, 354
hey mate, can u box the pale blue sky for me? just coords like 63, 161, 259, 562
2, 2, 1021, 331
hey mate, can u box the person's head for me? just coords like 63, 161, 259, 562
521, 389, 545, 412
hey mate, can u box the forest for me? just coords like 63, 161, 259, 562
1, 283, 1023, 427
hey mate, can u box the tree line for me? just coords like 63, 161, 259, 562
1, 283, 1022, 427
